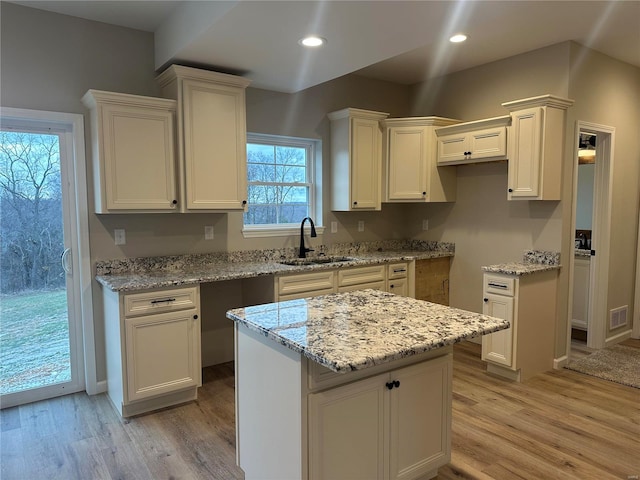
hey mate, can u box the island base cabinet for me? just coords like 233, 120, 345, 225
309, 355, 452, 480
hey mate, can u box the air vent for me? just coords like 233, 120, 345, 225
609, 305, 628, 329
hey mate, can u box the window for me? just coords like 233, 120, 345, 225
243, 133, 322, 237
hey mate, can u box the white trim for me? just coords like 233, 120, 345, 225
634, 208, 640, 339
242, 225, 325, 238
553, 355, 569, 369
0, 107, 96, 399
566, 121, 615, 360
604, 328, 633, 347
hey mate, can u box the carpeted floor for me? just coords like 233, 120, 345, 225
566, 344, 640, 388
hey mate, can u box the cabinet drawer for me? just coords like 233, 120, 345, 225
338, 265, 385, 287
278, 271, 336, 297
483, 275, 515, 297
124, 286, 199, 317
387, 263, 408, 279
387, 278, 408, 297
338, 280, 386, 293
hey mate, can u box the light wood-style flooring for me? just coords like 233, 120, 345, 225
1, 340, 638, 480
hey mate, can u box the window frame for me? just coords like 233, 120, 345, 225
242, 133, 323, 238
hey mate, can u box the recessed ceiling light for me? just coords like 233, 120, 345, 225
449, 33, 468, 43
299, 36, 326, 47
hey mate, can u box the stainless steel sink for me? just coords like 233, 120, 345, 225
279, 256, 355, 266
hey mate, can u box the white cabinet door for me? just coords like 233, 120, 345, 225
436, 132, 467, 164
309, 373, 386, 480
387, 278, 408, 297
82, 90, 178, 213
338, 280, 386, 293
124, 309, 201, 402
507, 107, 543, 199
481, 293, 515, 367
182, 79, 248, 210
468, 127, 507, 160
387, 126, 427, 201
389, 356, 452, 480
351, 116, 383, 210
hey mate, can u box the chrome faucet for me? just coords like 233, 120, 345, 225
299, 217, 317, 258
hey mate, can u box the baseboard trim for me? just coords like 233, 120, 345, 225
554, 355, 569, 369
90, 380, 108, 395
605, 329, 633, 347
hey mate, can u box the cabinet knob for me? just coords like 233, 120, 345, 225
242, 200, 247, 205
393, 380, 400, 388
422, 191, 426, 196
172, 199, 178, 205
483, 298, 488, 303
390, 284, 395, 288
353, 201, 358, 205
193, 314, 199, 320
386, 381, 394, 390
508, 188, 513, 193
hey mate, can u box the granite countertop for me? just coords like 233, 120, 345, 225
226, 289, 509, 373
482, 249, 561, 276
95, 240, 454, 292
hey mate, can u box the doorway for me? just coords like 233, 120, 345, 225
568, 121, 615, 355
0, 108, 93, 408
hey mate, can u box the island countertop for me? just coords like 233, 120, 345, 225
226, 289, 510, 373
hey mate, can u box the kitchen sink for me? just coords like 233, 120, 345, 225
279, 256, 355, 266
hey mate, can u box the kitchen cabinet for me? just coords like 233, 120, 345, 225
481, 270, 557, 381
382, 117, 459, 202
387, 262, 410, 297
572, 255, 591, 331
82, 90, 178, 213
275, 270, 337, 301
157, 65, 251, 211
103, 285, 202, 416
502, 95, 574, 200
328, 108, 389, 211
415, 257, 450, 305
435, 116, 510, 165
308, 354, 452, 480
337, 265, 386, 293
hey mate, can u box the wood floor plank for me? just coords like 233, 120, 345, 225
1, 343, 638, 480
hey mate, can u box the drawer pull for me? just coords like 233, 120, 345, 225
393, 269, 406, 274
488, 282, 508, 289
150, 298, 176, 304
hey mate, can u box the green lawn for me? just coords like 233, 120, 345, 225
0, 289, 71, 395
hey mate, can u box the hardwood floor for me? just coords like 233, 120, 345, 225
1, 341, 638, 480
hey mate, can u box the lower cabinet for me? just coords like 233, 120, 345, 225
415, 257, 450, 305
103, 285, 202, 417
308, 355, 452, 480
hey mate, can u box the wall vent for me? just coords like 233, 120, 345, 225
609, 305, 628, 330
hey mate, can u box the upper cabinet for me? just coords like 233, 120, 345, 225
383, 117, 459, 203
502, 95, 574, 201
328, 108, 389, 211
157, 65, 251, 211
82, 90, 179, 213
435, 115, 510, 165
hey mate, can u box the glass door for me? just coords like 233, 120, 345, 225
0, 123, 84, 407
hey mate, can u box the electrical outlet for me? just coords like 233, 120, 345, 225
331, 221, 338, 233
422, 219, 429, 231
358, 220, 365, 232
114, 229, 126, 245
204, 226, 214, 240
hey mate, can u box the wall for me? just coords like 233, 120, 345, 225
406, 43, 570, 318
566, 44, 640, 340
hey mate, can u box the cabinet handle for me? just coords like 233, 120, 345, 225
386, 381, 394, 390
390, 284, 395, 288
150, 298, 176, 304
422, 191, 426, 195
508, 188, 513, 193
242, 200, 247, 205
483, 298, 489, 302
393, 268, 406, 273
193, 314, 199, 320
171, 199, 178, 205
393, 380, 400, 388
353, 201, 358, 206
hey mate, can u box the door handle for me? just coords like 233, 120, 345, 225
61, 248, 72, 275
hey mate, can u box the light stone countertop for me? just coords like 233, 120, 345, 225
95, 240, 454, 292
481, 249, 561, 276
226, 289, 510, 373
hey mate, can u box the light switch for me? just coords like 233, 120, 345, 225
114, 229, 126, 245
204, 226, 214, 240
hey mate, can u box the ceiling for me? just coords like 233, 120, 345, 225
11, 0, 640, 93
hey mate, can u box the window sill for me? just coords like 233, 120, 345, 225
242, 225, 325, 238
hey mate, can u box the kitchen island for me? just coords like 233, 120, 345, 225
226, 289, 509, 480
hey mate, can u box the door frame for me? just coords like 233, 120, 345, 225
567, 121, 615, 354
0, 107, 97, 404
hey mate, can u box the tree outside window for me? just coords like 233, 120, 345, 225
244, 135, 315, 227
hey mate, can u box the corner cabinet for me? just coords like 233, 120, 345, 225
481, 270, 557, 381
328, 108, 389, 211
435, 115, 510, 166
102, 285, 202, 417
502, 95, 574, 200
82, 90, 179, 213
382, 117, 459, 203
157, 65, 251, 211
